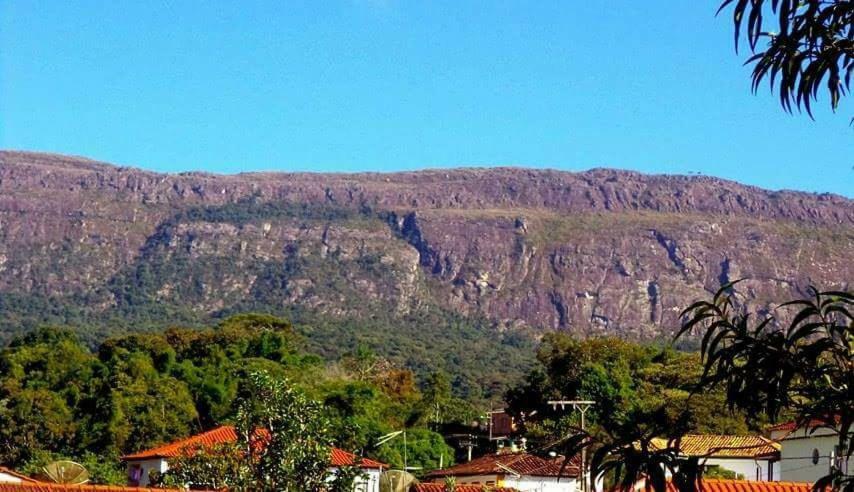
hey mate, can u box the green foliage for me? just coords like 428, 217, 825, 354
0, 327, 99, 463
235, 372, 336, 491
506, 335, 750, 438
544, 286, 853, 492
0, 314, 458, 485
718, 0, 853, 116
178, 197, 370, 226
443, 476, 457, 492
702, 466, 741, 480
373, 428, 455, 472
158, 370, 366, 491
506, 333, 755, 492
679, 285, 852, 491
20, 450, 125, 485
292, 309, 535, 404
152, 442, 246, 490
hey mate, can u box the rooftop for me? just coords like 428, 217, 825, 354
424, 452, 579, 479
665, 479, 817, 492
0, 483, 188, 492
650, 435, 780, 459
122, 425, 387, 469
767, 415, 842, 435
412, 484, 520, 492
0, 468, 38, 484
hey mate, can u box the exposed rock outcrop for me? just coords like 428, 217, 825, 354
0, 151, 850, 340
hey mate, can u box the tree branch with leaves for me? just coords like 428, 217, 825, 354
718, 0, 853, 117
678, 283, 852, 491
158, 370, 365, 491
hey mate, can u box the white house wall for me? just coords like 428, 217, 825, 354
432, 474, 577, 492
328, 466, 381, 492
773, 430, 843, 484
0, 471, 27, 484
127, 459, 381, 491
505, 475, 577, 492
444, 474, 504, 487
126, 458, 169, 487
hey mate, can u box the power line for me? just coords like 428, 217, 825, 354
549, 399, 596, 492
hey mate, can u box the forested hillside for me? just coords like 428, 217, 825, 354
0, 314, 751, 484
0, 150, 851, 400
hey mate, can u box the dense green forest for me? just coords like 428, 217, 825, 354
0, 311, 760, 485
0, 199, 540, 403
505, 333, 763, 452
0, 314, 467, 483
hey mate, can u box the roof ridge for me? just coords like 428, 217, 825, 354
699, 479, 814, 485
122, 425, 386, 468
0, 467, 38, 483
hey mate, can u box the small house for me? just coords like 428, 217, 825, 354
651, 434, 780, 481
767, 417, 848, 484
122, 425, 386, 491
424, 452, 579, 492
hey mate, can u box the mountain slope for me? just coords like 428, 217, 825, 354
0, 151, 851, 346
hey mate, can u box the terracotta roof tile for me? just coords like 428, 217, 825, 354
664, 479, 817, 492
0, 484, 188, 492
122, 426, 240, 460
767, 415, 841, 434
329, 447, 386, 469
122, 425, 386, 469
650, 435, 780, 459
412, 484, 520, 492
424, 453, 579, 479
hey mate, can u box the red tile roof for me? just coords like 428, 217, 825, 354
122, 425, 386, 469
650, 435, 780, 459
0, 484, 188, 492
329, 447, 386, 469
424, 452, 579, 479
665, 479, 816, 492
767, 415, 841, 434
411, 484, 520, 492
122, 426, 239, 460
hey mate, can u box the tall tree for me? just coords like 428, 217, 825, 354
159, 370, 363, 491
541, 286, 852, 492
0, 328, 98, 463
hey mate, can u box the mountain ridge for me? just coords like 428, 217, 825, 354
0, 150, 850, 348
2, 151, 851, 223
4, 149, 851, 204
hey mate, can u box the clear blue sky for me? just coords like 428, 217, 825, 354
1, 1, 851, 196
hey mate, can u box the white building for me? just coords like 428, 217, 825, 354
424, 452, 578, 492
0, 467, 37, 484
651, 434, 781, 481
768, 418, 849, 484
122, 425, 386, 491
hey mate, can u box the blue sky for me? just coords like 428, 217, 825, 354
1, 1, 851, 196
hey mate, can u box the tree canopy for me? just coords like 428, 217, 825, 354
159, 371, 355, 491
718, 0, 853, 116
0, 314, 461, 484
678, 285, 852, 491
538, 286, 852, 492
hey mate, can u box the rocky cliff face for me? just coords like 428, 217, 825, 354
0, 150, 851, 342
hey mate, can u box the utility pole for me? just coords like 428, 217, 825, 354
460, 434, 476, 462
548, 399, 595, 492
376, 430, 410, 471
